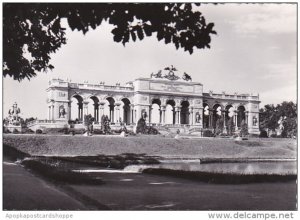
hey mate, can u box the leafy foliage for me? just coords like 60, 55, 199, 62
226, 117, 235, 135
259, 130, 268, 138
202, 129, 214, 137
259, 101, 297, 138
215, 117, 224, 135
3, 3, 216, 81
101, 115, 111, 134
136, 117, 147, 134
239, 120, 248, 137
136, 117, 159, 135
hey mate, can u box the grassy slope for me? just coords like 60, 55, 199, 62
3, 134, 296, 159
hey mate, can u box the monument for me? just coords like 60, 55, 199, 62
28, 66, 260, 134
4, 102, 22, 132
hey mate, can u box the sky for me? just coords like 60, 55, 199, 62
2, 3, 297, 119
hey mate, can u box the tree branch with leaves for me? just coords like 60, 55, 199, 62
3, 3, 216, 81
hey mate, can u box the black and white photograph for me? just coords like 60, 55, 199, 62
1, 0, 298, 218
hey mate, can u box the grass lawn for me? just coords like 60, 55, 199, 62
3, 134, 296, 159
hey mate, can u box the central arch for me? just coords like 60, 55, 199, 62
165, 100, 175, 124
151, 99, 161, 124
180, 101, 190, 124
104, 97, 115, 123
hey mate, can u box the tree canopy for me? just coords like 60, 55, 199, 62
3, 3, 217, 81
259, 101, 297, 137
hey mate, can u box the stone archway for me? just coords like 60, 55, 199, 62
225, 105, 234, 134
180, 101, 190, 125
70, 94, 83, 122
151, 99, 161, 124
87, 96, 99, 123
212, 104, 222, 130
203, 103, 209, 128
121, 98, 131, 125
105, 97, 115, 123
237, 105, 246, 128
165, 100, 175, 124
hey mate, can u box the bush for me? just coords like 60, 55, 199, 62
36, 129, 43, 134
203, 129, 214, 137
3, 127, 11, 133
145, 126, 159, 135
270, 134, 279, 138
61, 127, 69, 134
21, 128, 34, 134
93, 129, 103, 135
259, 130, 268, 138
219, 133, 229, 138
239, 120, 248, 137
12, 128, 19, 134
136, 118, 146, 134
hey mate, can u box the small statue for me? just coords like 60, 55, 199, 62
163, 65, 180, 80
195, 112, 201, 123
8, 102, 21, 125
142, 111, 148, 120
59, 105, 66, 118
182, 72, 192, 81
151, 70, 163, 78
253, 116, 258, 126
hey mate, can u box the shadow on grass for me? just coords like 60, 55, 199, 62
3, 144, 30, 161
45, 153, 161, 169
143, 168, 297, 184
21, 159, 104, 185
4, 143, 159, 185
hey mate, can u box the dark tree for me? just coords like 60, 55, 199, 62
259, 101, 297, 137
239, 120, 248, 137
3, 3, 216, 81
215, 117, 223, 135
227, 117, 234, 135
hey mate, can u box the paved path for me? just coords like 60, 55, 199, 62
3, 158, 88, 210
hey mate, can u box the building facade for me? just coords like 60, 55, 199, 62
44, 71, 260, 134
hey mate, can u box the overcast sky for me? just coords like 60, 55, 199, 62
3, 3, 297, 119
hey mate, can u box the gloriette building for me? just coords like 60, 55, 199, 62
30, 68, 260, 134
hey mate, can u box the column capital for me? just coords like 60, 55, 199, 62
175, 106, 181, 111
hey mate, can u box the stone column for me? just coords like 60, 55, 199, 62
178, 108, 181, 125
234, 112, 238, 130
51, 105, 55, 121
189, 108, 193, 125
159, 108, 162, 124
83, 102, 89, 122
149, 106, 152, 124
208, 110, 213, 128
174, 107, 179, 124
130, 104, 134, 124
99, 102, 105, 121
161, 106, 166, 125
48, 106, 51, 120
223, 110, 227, 133
68, 102, 71, 121
114, 102, 121, 124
